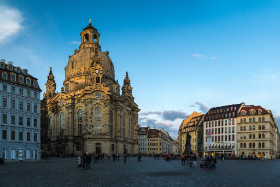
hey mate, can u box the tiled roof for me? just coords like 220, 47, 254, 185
204, 103, 243, 121
238, 105, 269, 115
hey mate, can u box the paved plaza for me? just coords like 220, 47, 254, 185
0, 157, 280, 187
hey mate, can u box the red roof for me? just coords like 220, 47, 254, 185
238, 105, 269, 115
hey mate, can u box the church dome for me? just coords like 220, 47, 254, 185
63, 22, 116, 92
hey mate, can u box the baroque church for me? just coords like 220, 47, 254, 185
41, 21, 140, 156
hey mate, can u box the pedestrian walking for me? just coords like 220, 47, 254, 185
138, 154, 142, 162
193, 155, 197, 168
182, 154, 185, 165
82, 153, 86, 169
85, 152, 91, 170
78, 155, 82, 168
124, 153, 127, 163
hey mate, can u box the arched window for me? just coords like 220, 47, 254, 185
110, 111, 113, 138
249, 118, 252, 123
84, 33, 89, 42
262, 117, 265, 122
262, 142, 265, 148
259, 134, 261, 139
258, 125, 261, 130
240, 126, 243, 131
253, 117, 255, 122
122, 114, 126, 139
259, 143, 261, 148
244, 143, 246, 148
253, 134, 255, 139
93, 34, 97, 42
95, 107, 101, 121
240, 118, 243, 123
72, 62, 74, 69
253, 125, 255, 130
262, 133, 265, 138
244, 126, 246, 131
249, 126, 252, 130
262, 125, 265, 130
249, 134, 252, 139
244, 118, 246, 123
249, 143, 252, 148
259, 117, 261, 122
96, 77, 100, 83
60, 112, 64, 129
240, 143, 243, 148
78, 109, 83, 122
253, 143, 255, 148
49, 116, 53, 129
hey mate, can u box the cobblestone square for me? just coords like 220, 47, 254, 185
0, 157, 280, 187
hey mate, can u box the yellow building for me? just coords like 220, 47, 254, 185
147, 129, 162, 155
237, 105, 279, 159
41, 21, 140, 156
178, 111, 204, 155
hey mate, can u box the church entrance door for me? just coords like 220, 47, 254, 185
96, 147, 101, 154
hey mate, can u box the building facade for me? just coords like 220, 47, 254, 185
0, 60, 41, 161
41, 22, 140, 156
178, 111, 203, 155
203, 103, 244, 156
138, 127, 149, 154
237, 105, 279, 159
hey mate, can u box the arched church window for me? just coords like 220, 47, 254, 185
93, 34, 97, 42
78, 109, 83, 122
84, 34, 89, 42
60, 112, 64, 129
72, 62, 74, 69
122, 114, 125, 139
94, 122, 101, 135
49, 116, 53, 129
96, 77, 100, 84
95, 107, 101, 121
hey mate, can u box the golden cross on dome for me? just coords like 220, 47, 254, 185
89, 19, 92, 24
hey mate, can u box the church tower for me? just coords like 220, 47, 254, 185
121, 72, 133, 98
45, 67, 56, 99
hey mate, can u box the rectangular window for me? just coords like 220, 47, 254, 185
3, 84, 7, 92
27, 90, 31, 97
2, 97, 7, 107
27, 132, 31, 141
19, 132, 23, 141
19, 116, 23, 125
11, 131, 15, 140
27, 103, 31, 111
19, 88, 23, 95
11, 99, 15, 108
34, 92, 38, 99
11, 115, 16, 125
19, 101, 23, 110
225, 120, 227, 125
11, 86, 15, 93
27, 118, 31, 126
34, 119, 37, 127
2, 114, 7, 124
2, 130, 7, 139
34, 104, 37, 113
19, 77, 23, 84
34, 133, 37, 142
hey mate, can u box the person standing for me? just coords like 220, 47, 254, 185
138, 154, 142, 162
85, 152, 91, 170
182, 154, 185, 165
193, 155, 197, 168
124, 153, 127, 163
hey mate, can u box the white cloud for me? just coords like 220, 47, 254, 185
71, 41, 80, 44
191, 53, 217, 60
0, 5, 23, 43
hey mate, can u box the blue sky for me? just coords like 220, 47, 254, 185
1, 0, 280, 138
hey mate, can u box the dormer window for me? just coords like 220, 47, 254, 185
8, 66, 12, 71
2, 72, 7, 79
33, 81, 37, 88
26, 79, 31, 86
24, 70, 27, 75
0, 63, 4, 69
258, 109, 262, 114
19, 76, 23, 84
11, 74, 16, 81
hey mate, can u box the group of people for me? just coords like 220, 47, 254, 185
77, 152, 92, 170
181, 154, 198, 168
200, 155, 217, 169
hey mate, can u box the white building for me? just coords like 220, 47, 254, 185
0, 60, 41, 161
138, 127, 149, 154
203, 103, 244, 156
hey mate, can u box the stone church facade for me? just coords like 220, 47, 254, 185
41, 22, 140, 156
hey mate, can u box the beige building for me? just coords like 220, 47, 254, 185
41, 21, 140, 156
237, 105, 279, 159
178, 111, 204, 155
